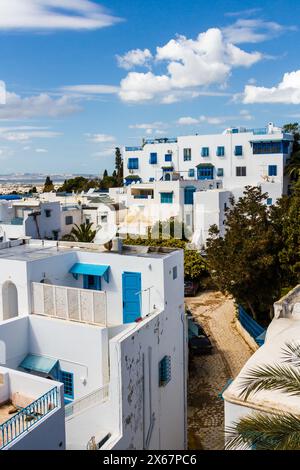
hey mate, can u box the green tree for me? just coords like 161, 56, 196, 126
274, 180, 300, 286
43, 176, 54, 192
283, 123, 300, 180
123, 219, 206, 281
103, 169, 108, 178
115, 147, 123, 186
62, 222, 96, 243
206, 186, 281, 320
226, 341, 300, 450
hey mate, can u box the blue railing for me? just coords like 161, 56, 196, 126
125, 146, 143, 152
238, 305, 266, 346
0, 387, 59, 449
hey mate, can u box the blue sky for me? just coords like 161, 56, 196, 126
0, 0, 300, 175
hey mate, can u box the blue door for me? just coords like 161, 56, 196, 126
122, 272, 141, 323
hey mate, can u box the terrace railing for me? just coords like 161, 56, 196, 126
65, 384, 109, 419
31, 282, 107, 326
0, 387, 59, 449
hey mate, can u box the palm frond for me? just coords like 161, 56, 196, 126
238, 363, 300, 400
281, 341, 300, 368
226, 412, 300, 450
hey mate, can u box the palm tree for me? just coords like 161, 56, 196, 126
62, 222, 96, 243
226, 341, 300, 450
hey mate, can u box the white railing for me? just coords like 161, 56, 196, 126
65, 384, 109, 419
31, 282, 107, 326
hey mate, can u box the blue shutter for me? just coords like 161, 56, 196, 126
165, 154, 172, 162
127, 158, 139, 169
235, 145, 243, 156
217, 168, 224, 177
201, 147, 209, 157
217, 146, 225, 157
268, 165, 277, 176
160, 192, 173, 203
188, 169, 195, 177
159, 356, 171, 387
149, 153, 157, 164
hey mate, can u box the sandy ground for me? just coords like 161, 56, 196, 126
186, 290, 253, 450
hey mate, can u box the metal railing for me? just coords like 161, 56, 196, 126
0, 387, 59, 449
31, 282, 107, 326
65, 384, 109, 419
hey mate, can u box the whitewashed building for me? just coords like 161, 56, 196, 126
124, 123, 293, 197
0, 238, 187, 450
223, 285, 300, 449
0, 199, 82, 242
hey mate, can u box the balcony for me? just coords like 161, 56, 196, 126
0, 387, 59, 449
31, 282, 107, 326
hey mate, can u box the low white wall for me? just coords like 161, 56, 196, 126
28, 316, 109, 399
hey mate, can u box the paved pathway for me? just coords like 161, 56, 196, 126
186, 290, 254, 450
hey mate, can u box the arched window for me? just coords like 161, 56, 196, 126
2, 281, 18, 320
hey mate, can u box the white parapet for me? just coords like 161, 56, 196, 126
31, 282, 107, 326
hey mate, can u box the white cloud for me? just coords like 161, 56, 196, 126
117, 49, 152, 70
222, 19, 295, 44
0, 126, 61, 142
242, 70, 300, 104
35, 148, 48, 153
0, 0, 121, 31
61, 84, 119, 95
177, 112, 253, 126
0, 91, 80, 119
177, 117, 199, 125
86, 133, 115, 143
92, 148, 115, 158
119, 28, 263, 103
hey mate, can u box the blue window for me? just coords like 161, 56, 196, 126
160, 192, 173, 204
173, 266, 177, 280
159, 356, 171, 387
127, 158, 139, 170
235, 145, 243, 156
217, 146, 225, 157
201, 147, 209, 157
188, 169, 195, 177
60, 371, 74, 399
165, 153, 172, 162
252, 141, 289, 154
197, 166, 214, 180
267, 198, 273, 206
268, 165, 277, 176
184, 186, 196, 204
149, 153, 157, 164
149, 177, 155, 182
183, 148, 192, 161
217, 168, 224, 177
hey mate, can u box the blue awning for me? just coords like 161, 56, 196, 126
69, 263, 110, 282
19, 354, 58, 375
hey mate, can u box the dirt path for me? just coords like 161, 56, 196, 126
186, 290, 253, 450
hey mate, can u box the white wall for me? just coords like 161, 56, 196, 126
28, 316, 109, 399
124, 129, 292, 197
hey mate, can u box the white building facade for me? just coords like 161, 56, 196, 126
124, 123, 293, 199
0, 238, 187, 450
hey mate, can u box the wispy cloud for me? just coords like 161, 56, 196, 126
0, 126, 62, 142
0, 89, 81, 120
223, 18, 297, 44
86, 133, 115, 143
0, 1, 122, 31
61, 84, 119, 96
177, 111, 253, 126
